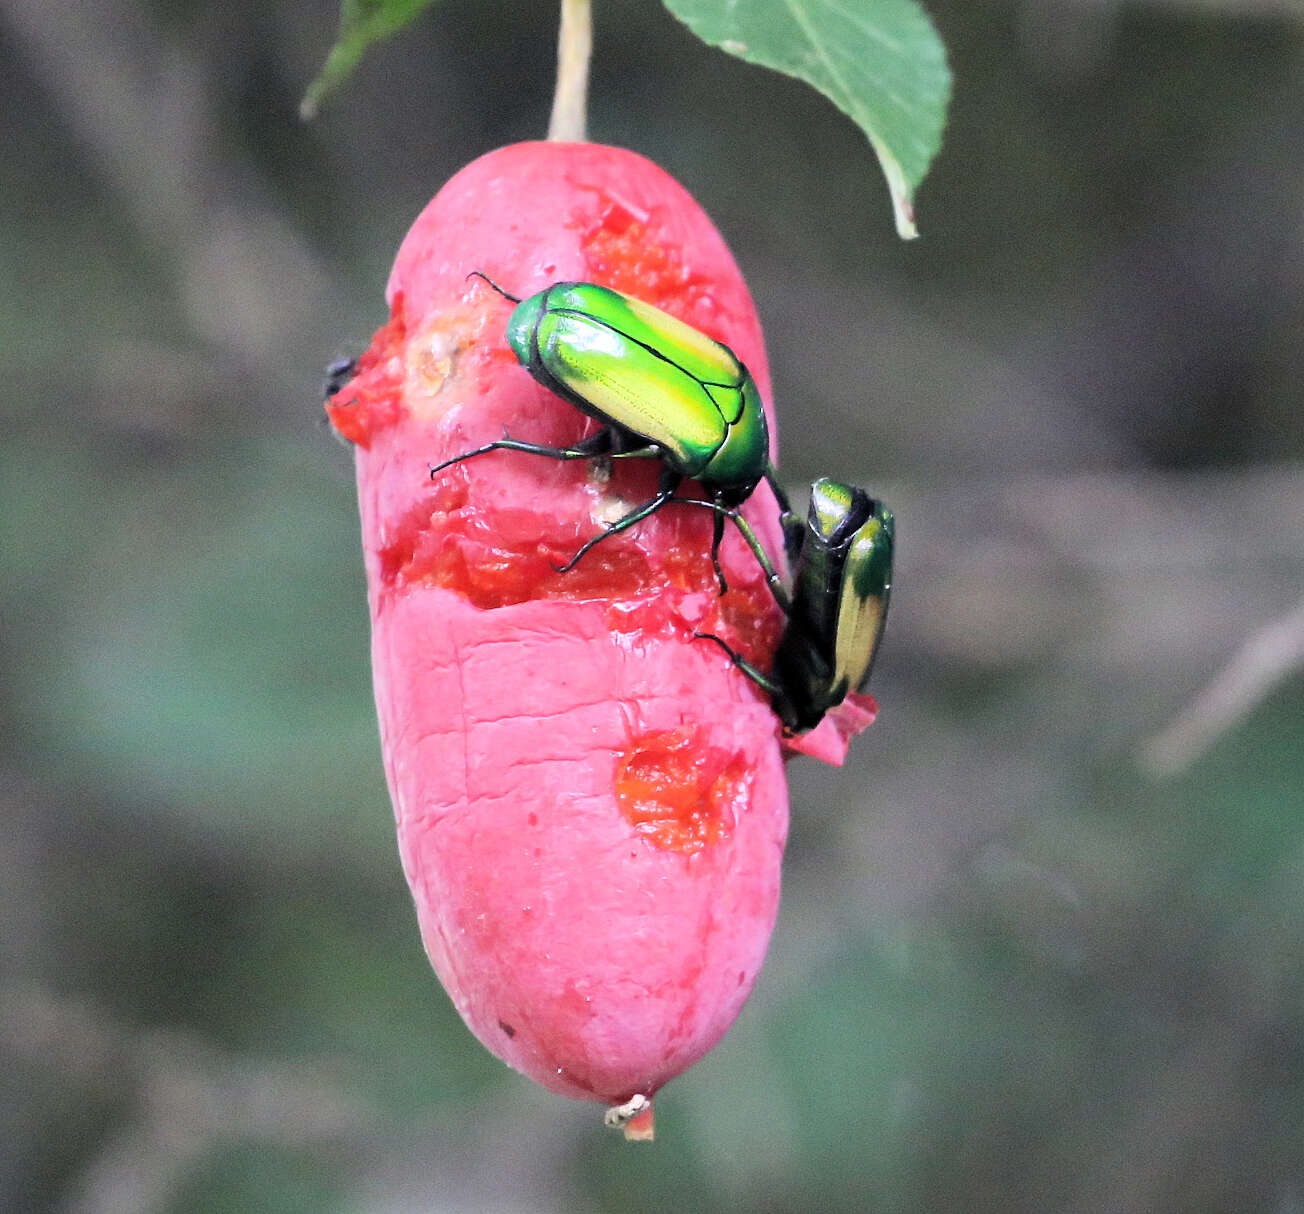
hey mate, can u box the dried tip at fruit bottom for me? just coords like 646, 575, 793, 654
605, 1093, 655, 1141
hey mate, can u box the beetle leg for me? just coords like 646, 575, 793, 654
668, 498, 792, 615
694, 632, 782, 695
552, 465, 683, 573
564, 430, 617, 458
763, 463, 803, 566
606, 444, 663, 461
711, 507, 728, 596
727, 508, 792, 613
429, 433, 611, 478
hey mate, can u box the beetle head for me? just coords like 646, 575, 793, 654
504, 293, 547, 367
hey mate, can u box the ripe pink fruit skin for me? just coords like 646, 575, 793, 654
333, 143, 801, 1104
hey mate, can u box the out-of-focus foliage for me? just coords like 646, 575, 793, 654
662, 0, 951, 236
307, 0, 951, 236
2, 0, 1303, 1211
302, 0, 443, 119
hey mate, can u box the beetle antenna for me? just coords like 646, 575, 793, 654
467, 270, 521, 303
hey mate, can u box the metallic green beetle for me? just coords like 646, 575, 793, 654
698, 478, 894, 733
429, 275, 796, 598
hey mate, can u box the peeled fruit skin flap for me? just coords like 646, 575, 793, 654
329, 142, 794, 1111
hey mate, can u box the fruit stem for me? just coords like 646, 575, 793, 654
548, 0, 592, 142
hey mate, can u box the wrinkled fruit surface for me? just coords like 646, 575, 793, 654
329, 142, 800, 1114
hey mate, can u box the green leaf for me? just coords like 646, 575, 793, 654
301, 0, 443, 119
661, 0, 951, 238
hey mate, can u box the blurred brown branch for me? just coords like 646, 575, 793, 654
1, 0, 334, 389
1140, 595, 1304, 776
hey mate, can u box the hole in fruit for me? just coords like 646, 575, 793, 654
575, 195, 712, 324
378, 496, 663, 608
325, 294, 409, 447
614, 726, 747, 854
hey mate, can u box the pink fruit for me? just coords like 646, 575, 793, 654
328, 142, 862, 1132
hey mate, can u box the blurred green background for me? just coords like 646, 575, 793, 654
3, 0, 1303, 1210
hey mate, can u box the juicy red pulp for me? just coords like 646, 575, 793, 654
615, 727, 750, 854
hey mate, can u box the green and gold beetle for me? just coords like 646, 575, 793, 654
429, 276, 796, 597
699, 478, 894, 733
